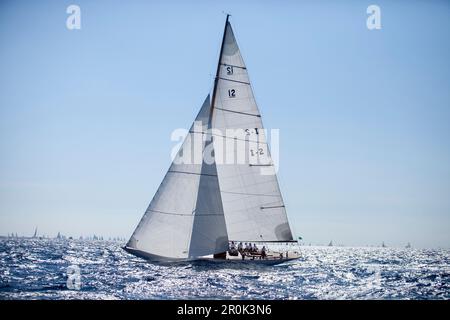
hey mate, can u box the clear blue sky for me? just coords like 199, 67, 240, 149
1, 0, 449, 247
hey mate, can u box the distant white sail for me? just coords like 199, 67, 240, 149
127, 96, 229, 260
211, 22, 293, 242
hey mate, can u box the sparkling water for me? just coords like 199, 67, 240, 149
0, 239, 449, 299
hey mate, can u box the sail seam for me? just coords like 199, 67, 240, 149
260, 205, 285, 210
228, 240, 298, 243
214, 107, 261, 118
218, 77, 250, 85
189, 130, 267, 144
148, 209, 225, 217
168, 170, 217, 177
221, 190, 282, 197
220, 63, 246, 70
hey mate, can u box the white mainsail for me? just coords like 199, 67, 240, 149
211, 21, 294, 242
126, 96, 229, 260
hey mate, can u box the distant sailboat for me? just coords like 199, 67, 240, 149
33, 227, 38, 238
124, 16, 299, 264
405, 242, 411, 249
328, 240, 333, 247
381, 241, 387, 248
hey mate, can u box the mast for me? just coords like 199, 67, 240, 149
210, 14, 230, 114
206, 15, 230, 259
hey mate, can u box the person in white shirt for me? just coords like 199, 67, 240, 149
229, 241, 238, 256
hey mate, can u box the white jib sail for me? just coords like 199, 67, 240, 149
211, 22, 294, 242
127, 96, 229, 260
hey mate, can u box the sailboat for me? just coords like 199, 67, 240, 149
124, 16, 299, 264
33, 227, 38, 238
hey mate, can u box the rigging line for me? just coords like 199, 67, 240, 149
260, 205, 285, 210
189, 130, 267, 145
221, 190, 282, 198
218, 77, 250, 85
148, 209, 224, 217
249, 164, 273, 167
220, 63, 246, 70
224, 203, 285, 213
214, 107, 261, 118
168, 170, 217, 177
223, 198, 281, 207
224, 198, 284, 209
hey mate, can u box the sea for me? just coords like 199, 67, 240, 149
0, 239, 449, 300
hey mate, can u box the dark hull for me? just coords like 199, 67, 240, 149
123, 246, 300, 266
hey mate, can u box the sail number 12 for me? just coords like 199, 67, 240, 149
228, 89, 236, 98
